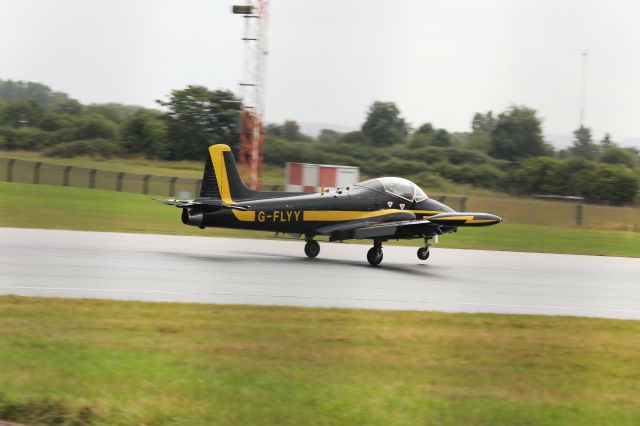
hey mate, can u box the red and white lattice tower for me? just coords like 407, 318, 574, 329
232, 1, 269, 190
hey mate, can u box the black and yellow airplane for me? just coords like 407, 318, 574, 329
159, 144, 501, 265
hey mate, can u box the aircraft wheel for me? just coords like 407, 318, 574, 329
304, 240, 320, 258
367, 247, 383, 266
417, 247, 430, 260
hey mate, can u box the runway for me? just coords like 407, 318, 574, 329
1, 228, 639, 319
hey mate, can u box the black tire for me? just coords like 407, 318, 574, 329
417, 247, 430, 260
304, 240, 320, 258
367, 247, 383, 266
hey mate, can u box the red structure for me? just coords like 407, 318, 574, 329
285, 162, 360, 193
233, 1, 269, 190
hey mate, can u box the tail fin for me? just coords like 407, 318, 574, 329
199, 144, 254, 202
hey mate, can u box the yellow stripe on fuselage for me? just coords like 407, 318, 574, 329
303, 209, 409, 221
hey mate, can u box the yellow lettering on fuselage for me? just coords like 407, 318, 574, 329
256, 210, 303, 223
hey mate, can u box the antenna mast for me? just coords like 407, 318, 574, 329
579, 50, 588, 128
232, 1, 269, 190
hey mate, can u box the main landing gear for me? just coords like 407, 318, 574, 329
417, 239, 430, 261
367, 239, 384, 266
304, 239, 320, 258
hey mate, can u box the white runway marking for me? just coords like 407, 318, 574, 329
1, 228, 639, 319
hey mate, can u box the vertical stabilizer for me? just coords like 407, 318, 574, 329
199, 144, 302, 201
199, 145, 253, 201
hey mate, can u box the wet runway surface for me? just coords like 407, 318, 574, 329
1, 228, 639, 319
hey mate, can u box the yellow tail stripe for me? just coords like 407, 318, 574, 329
209, 145, 233, 205
208, 144, 256, 221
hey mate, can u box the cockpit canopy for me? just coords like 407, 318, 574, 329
355, 177, 429, 202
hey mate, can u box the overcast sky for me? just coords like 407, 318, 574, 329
2, 0, 639, 144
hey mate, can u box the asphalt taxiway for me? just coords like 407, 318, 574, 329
1, 228, 639, 319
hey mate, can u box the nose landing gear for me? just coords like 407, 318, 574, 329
417, 246, 430, 260
417, 238, 430, 261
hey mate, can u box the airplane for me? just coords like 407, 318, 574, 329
159, 144, 501, 266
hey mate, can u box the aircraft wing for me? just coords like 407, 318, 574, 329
320, 212, 501, 241
156, 199, 249, 211
318, 218, 437, 241
352, 219, 434, 239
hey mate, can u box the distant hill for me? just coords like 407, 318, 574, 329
298, 122, 357, 137
620, 137, 640, 149
546, 133, 640, 150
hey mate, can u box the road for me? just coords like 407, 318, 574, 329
1, 228, 639, 319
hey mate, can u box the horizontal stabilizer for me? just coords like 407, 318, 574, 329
427, 212, 501, 227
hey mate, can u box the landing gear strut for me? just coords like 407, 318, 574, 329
417, 238, 430, 261
304, 239, 320, 258
367, 239, 384, 266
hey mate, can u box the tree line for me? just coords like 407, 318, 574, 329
1, 79, 638, 203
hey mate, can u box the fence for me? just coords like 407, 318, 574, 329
465, 194, 638, 232
0, 157, 205, 198
1, 157, 638, 232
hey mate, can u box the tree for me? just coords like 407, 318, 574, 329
471, 111, 496, 134
0, 79, 69, 104
431, 129, 452, 147
582, 164, 638, 202
265, 123, 283, 138
38, 112, 73, 132
599, 144, 637, 168
85, 103, 141, 123
68, 114, 117, 140
265, 120, 310, 142
2, 99, 45, 127
317, 129, 341, 143
157, 85, 239, 160
569, 126, 599, 160
467, 131, 491, 152
340, 131, 371, 145
361, 101, 408, 146
415, 122, 435, 136
51, 99, 83, 115
121, 109, 167, 158
489, 106, 545, 161
600, 133, 613, 148
0, 99, 5, 123
468, 111, 495, 152
408, 123, 435, 148
281, 120, 301, 141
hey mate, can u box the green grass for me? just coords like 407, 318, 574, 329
1, 296, 639, 425
1, 181, 639, 257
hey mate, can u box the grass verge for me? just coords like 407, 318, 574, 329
2, 181, 639, 257
1, 296, 640, 425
